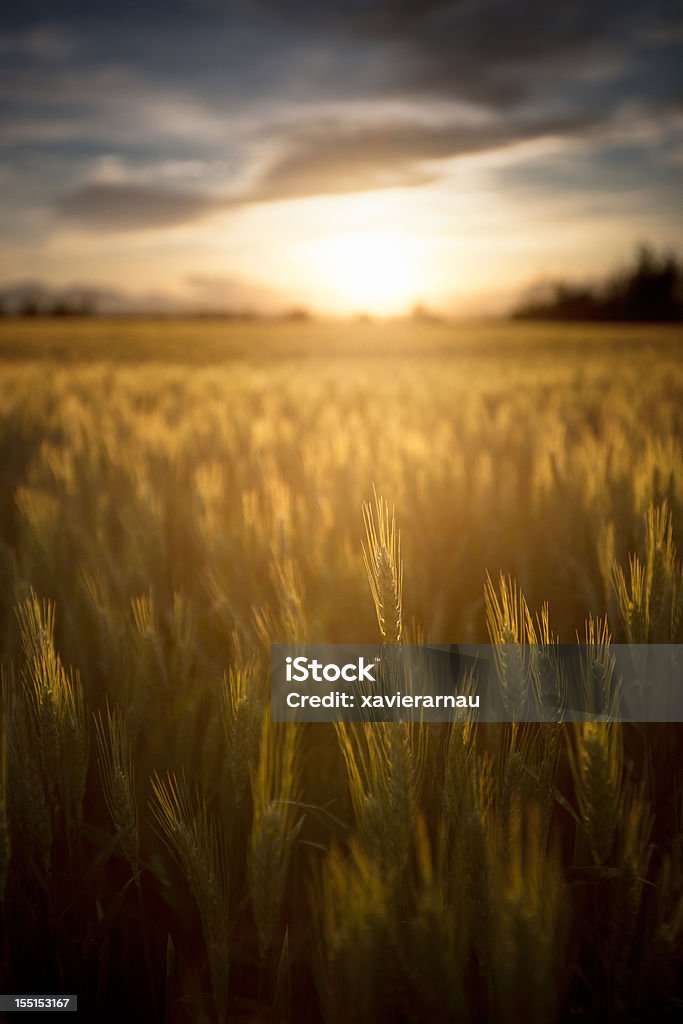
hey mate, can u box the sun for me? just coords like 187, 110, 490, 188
316, 231, 420, 315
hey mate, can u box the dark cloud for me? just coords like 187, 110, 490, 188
56, 155, 431, 230
241, 0, 683, 110
56, 107, 607, 230
249, 127, 438, 200
251, 112, 602, 202
6, 0, 683, 233
56, 183, 226, 229
4, 2, 682, 116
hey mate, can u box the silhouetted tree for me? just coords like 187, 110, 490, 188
513, 245, 683, 322
602, 245, 681, 321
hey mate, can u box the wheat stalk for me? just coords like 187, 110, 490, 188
249, 716, 300, 957
17, 592, 88, 816
567, 720, 623, 865
95, 702, 139, 880
362, 489, 403, 645
150, 770, 230, 1020
485, 572, 531, 721
221, 664, 262, 815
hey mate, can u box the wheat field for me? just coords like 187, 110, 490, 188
0, 317, 682, 1021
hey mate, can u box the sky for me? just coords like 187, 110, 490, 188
1, 1, 682, 315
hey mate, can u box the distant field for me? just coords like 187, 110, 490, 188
1, 317, 682, 1021
0, 314, 680, 363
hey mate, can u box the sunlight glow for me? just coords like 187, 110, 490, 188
313, 231, 422, 314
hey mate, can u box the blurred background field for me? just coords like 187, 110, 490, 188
1, 318, 683, 1022
0, 315, 681, 362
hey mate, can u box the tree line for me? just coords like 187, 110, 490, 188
513, 245, 682, 322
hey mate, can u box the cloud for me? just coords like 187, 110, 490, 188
56, 165, 427, 231
250, 112, 602, 202
88, 155, 212, 185
0, 26, 77, 60
56, 184, 226, 230
55, 106, 607, 231
10, 0, 683, 240
249, 127, 437, 200
244, 0, 683, 110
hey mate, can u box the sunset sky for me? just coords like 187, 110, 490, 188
1, 1, 682, 315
